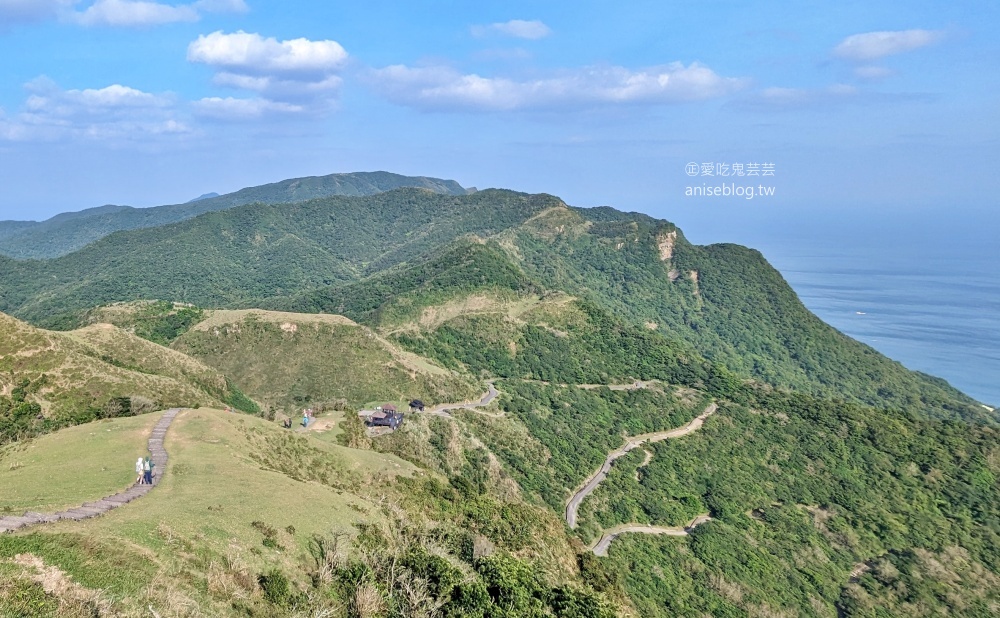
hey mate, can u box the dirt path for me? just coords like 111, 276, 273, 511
590, 515, 712, 556
0, 408, 183, 534
565, 402, 717, 529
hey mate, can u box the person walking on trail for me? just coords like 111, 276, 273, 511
143, 456, 153, 484
302, 412, 309, 428
135, 457, 145, 485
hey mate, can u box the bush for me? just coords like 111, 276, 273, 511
258, 568, 291, 606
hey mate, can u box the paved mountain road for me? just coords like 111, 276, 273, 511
565, 402, 717, 529
425, 383, 499, 418
590, 515, 713, 556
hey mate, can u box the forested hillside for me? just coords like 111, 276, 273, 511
0, 189, 557, 320
341, 287, 1000, 617
1, 187, 983, 421
0, 171, 471, 259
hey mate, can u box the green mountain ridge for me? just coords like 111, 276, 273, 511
0, 312, 246, 443
0, 171, 472, 260
0, 188, 984, 421
0, 189, 555, 320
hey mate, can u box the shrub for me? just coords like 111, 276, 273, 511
258, 568, 291, 606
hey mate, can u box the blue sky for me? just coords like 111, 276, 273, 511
1, 0, 998, 243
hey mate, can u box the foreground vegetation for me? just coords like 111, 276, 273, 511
0, 409, 621, 617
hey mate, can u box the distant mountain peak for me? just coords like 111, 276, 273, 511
0, 171, 472, 260
187, 192, 220, 203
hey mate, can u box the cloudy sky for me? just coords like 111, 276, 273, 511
1, 0, 997, 241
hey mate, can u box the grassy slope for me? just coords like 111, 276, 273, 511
0, 407, 609, 617
171, 309, 481, 413
0, 408, 410, 615
0, 171, 471, 260
65, 323, 229, 395
0, 312, 229, 421
0, 413, 160, 513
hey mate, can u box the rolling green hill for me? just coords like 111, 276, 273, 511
0, 171, 472, 260
170, 309, 482, 413
268, 229, 982, 420
0, 311, 253, 444
0, 189, 556, 321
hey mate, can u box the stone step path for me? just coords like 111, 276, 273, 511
0, 408, 183, 534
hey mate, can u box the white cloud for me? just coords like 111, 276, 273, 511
73, 0, 199, 26
212, 71, 342, 97
1, 77, 189, 141
192, 96, 304, 120
834, 29, 945, 61
24, 77, 172, 114
188, 30, 348, 76
187, 31, 349, 115
62, 0, 246, 28
370, 62, 746, 112
471, 19, 552, 40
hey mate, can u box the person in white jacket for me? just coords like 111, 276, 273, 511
135, 457, 145, 485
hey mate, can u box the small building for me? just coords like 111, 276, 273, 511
382, 404, 397, 413
367, 410, 404, 430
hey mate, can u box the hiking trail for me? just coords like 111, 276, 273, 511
0, 408, 183, 534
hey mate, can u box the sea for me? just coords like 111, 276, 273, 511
672, 207, 1000, 407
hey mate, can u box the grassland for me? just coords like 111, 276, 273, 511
171, 310, 481, 414
0, 312, 229, 424
0, 408, 415, 616
0, 413, 159, 514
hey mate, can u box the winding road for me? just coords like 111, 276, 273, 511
0, 408, 182, 534
565, 402, 717, 530
590, 515, 713, 556
425, 383, 499, 418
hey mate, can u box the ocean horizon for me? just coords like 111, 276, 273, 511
770, 248, 999, 407
672, 207, 999, 408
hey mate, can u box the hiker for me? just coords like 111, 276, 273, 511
135, 457, 145, 484
302, 412, 309, 428
143, 456, 153, 484
283, 418, 292, 429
